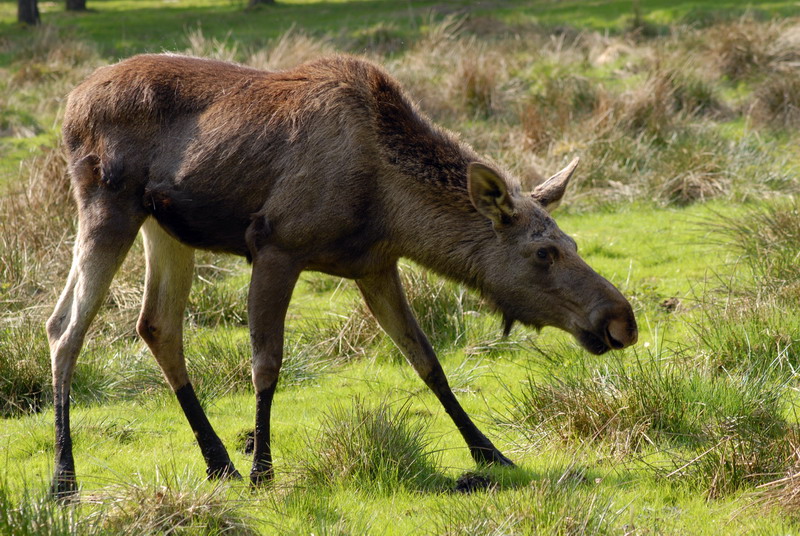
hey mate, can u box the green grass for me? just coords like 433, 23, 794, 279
4, 0, 800, 534
3, 201, 797, 533
2, 0, 800, 63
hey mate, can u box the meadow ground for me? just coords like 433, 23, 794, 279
3, 0, 800, 534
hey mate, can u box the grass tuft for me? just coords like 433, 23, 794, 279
85, 471, 256, 535
712, 200, 800, 300
507, 348, 790, 467
188, 279, 248, 327
300, 397, 443, 491
693, 300, 800, 374
0, 483, 89, 536
749, 70, 800, 129
0, 325, 50, 417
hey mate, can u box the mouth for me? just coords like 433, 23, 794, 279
577, 324, 628, 355
577, 330, 611, 355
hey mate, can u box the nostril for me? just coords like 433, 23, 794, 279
605, 317, 635, 349
605, 326, 625, 349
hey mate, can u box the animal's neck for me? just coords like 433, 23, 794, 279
386, 152, 498, 292
370, 86, 501, 290
400, 209, 496, 292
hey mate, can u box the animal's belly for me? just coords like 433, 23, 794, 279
304, 239, 395, 279
144, 186, 252, 256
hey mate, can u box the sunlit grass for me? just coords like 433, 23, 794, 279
3, 1, 800, 534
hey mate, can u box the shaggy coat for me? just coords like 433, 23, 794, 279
47, 54, 637, 496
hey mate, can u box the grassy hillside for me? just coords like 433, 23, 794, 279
3, 1, 800, 534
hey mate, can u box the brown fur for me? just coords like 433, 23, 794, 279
46, 54, 637, 495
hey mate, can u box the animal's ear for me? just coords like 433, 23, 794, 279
531, 157, 579, 213
468, 163, 515, 227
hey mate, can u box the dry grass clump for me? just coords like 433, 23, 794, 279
706, 20, 775, 80
0, 325, 50, 416
651, 132, 730, 204
184, 27, 240, 62
86, 473, 256, 535
389, 16, 536, 123
520, 74, 602, 151
0, 146, 73, 316
704, 18, 800, 95
247, 27, 336, 71
183, 26, 338, 72
450, 42, 509, 117
606, 66, 725, 140
748, 70, 800, 129
347, 21, 406, 56
757, 464, 800, 518
516, 54, 730, 203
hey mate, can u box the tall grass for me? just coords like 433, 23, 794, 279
0, 146, 73, 315
506, 345, 797, 497
0, 325, 50, 416
0, 483, 88, 536
299, 397, 444, 492
713, 200, 800, 299
508, 348, 788, 450
693, 200, 800, 373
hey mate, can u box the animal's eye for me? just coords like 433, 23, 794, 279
536, 248, 548, 260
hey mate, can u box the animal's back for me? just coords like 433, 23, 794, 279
62, 54, 414, 258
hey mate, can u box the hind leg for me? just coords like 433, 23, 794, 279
46, 202, 145, 498
137, 218, 240, 480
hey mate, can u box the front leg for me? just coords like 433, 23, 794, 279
247, 247, 301, 485
356, 266, 513, 467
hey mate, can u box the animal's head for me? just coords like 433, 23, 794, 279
467, 158, 637, 354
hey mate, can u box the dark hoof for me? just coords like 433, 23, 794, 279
454, 472, 496, 494
250, 468, 274, 487
49, 473, 78, 502
206, 463, 242, 480
470, 447, 515, 467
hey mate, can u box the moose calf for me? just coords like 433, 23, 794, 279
47, 54, 637, 496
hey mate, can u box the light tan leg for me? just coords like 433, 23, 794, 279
46, 207, 144, 498
137, 218, 239, 479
